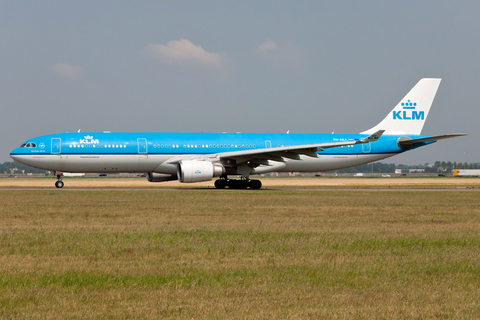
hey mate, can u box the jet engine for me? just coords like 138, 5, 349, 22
146, 173, 177, 182
177, 160, 225, 183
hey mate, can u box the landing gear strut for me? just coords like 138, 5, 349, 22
55, 173, 64, 188
214, 177, 262, 190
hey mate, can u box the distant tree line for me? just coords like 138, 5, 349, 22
328, 162, 396, 174
328, 161, 480, 174
431, 161, 479, 172
0, 161, 48, 174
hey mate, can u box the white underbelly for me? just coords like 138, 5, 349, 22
280, 154, 396, 172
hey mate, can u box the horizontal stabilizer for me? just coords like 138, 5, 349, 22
398, 133, 467, 149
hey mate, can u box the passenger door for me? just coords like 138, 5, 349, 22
137, 138, 147, 154
362, 142, 371, 153
51, 138, 61, 154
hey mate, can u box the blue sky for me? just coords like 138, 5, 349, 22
1, 1, 479, 164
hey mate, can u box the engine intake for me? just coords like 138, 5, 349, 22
177, 160, 225, 183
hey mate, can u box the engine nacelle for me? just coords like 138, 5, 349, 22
177, 160, 225, 183
146, 173, 177, 182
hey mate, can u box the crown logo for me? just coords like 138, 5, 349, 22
84, 135, 93, 140
401, 100, 416, 109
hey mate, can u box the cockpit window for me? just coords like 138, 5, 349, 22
20, 143, 36, 148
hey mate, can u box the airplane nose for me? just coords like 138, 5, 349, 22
10, 150, 29, 166
10, 148, 22, 162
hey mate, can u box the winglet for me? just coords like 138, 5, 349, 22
358, 130, 384, 143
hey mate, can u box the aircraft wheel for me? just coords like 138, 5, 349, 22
215, 179, 227, 189
239, 180, 249, 189
55, 180, 64, 188
227, 180, 237, 189
249, 179, 262, 189
227, 180, 248, 189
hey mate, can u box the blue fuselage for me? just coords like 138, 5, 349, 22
10, 132, 431, 174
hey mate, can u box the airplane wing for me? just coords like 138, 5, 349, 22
167, 130, 385, 165
398, 133, 467, 149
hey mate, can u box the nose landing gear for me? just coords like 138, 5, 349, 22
55, 172, 64, 188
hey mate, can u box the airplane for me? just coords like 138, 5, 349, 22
10, 78, 466, 189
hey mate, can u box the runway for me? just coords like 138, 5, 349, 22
1, 187, 479, 191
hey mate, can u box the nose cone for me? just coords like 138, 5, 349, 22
10, 148, 22, 162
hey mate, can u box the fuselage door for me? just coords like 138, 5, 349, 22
138, 138, 147, 154
51, 138, 61, 154
265, 140, 272, 148
362, 142, 371, 153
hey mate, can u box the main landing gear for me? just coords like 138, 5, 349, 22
55, 173, 64, 188
214, 177, 262, 190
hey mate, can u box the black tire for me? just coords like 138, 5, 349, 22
227, 180, 238, 189
214, 179, 227, 189
227, 180, 248, 189
249, 179, 262, 189
55, 180, 64, 188
240, 180, 249, 189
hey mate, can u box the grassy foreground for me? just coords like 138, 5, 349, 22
1, 189, 480, 319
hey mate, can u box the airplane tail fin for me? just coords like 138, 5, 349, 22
361, 78, 441, 135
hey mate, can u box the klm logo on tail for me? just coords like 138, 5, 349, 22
393, 100, 424, 120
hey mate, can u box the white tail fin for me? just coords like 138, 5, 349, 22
361, 78, 441, 135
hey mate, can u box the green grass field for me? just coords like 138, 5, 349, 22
1, 189, 480, 318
